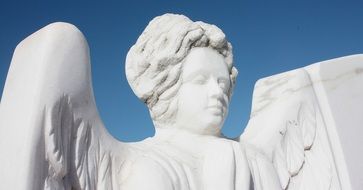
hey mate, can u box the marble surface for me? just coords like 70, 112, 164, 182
306, 56, 363, 189
0, 13, 362, 190
241, 54, 363, 190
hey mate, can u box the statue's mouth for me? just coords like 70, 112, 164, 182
207, 105, 223, 115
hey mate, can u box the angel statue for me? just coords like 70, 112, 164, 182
0, 13, 362, 190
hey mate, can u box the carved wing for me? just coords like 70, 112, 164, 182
0, 23, 135, 190
271, 101, 332, 190
240, 57, 363, 190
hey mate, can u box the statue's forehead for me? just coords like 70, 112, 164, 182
182, 47, 229, 79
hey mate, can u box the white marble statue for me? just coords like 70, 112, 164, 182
0, 13, 362, 190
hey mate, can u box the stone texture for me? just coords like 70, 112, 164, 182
0, 14, 362, 190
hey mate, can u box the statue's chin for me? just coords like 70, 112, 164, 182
205, 115, 224, 130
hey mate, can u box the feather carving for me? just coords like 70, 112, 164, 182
298, 102, 317, 150
272, 101, 332, 190
282, 120, 305, 177
44, 95, 74, 190
273, 142, 290, 189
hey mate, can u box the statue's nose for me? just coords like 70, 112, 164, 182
208, 79, 224, 100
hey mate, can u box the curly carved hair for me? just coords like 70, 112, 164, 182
126, 13, 237, 127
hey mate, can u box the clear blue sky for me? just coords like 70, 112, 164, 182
1, 0, 363, 142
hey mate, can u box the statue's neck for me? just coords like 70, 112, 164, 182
151, 128, 222, 156
154, 127, 221, 141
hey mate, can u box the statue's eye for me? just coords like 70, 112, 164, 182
192, 75, 207, 84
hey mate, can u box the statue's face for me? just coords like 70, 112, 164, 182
173, 47, 231, 135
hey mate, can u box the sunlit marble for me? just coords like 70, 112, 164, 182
0, 14, 362, 190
